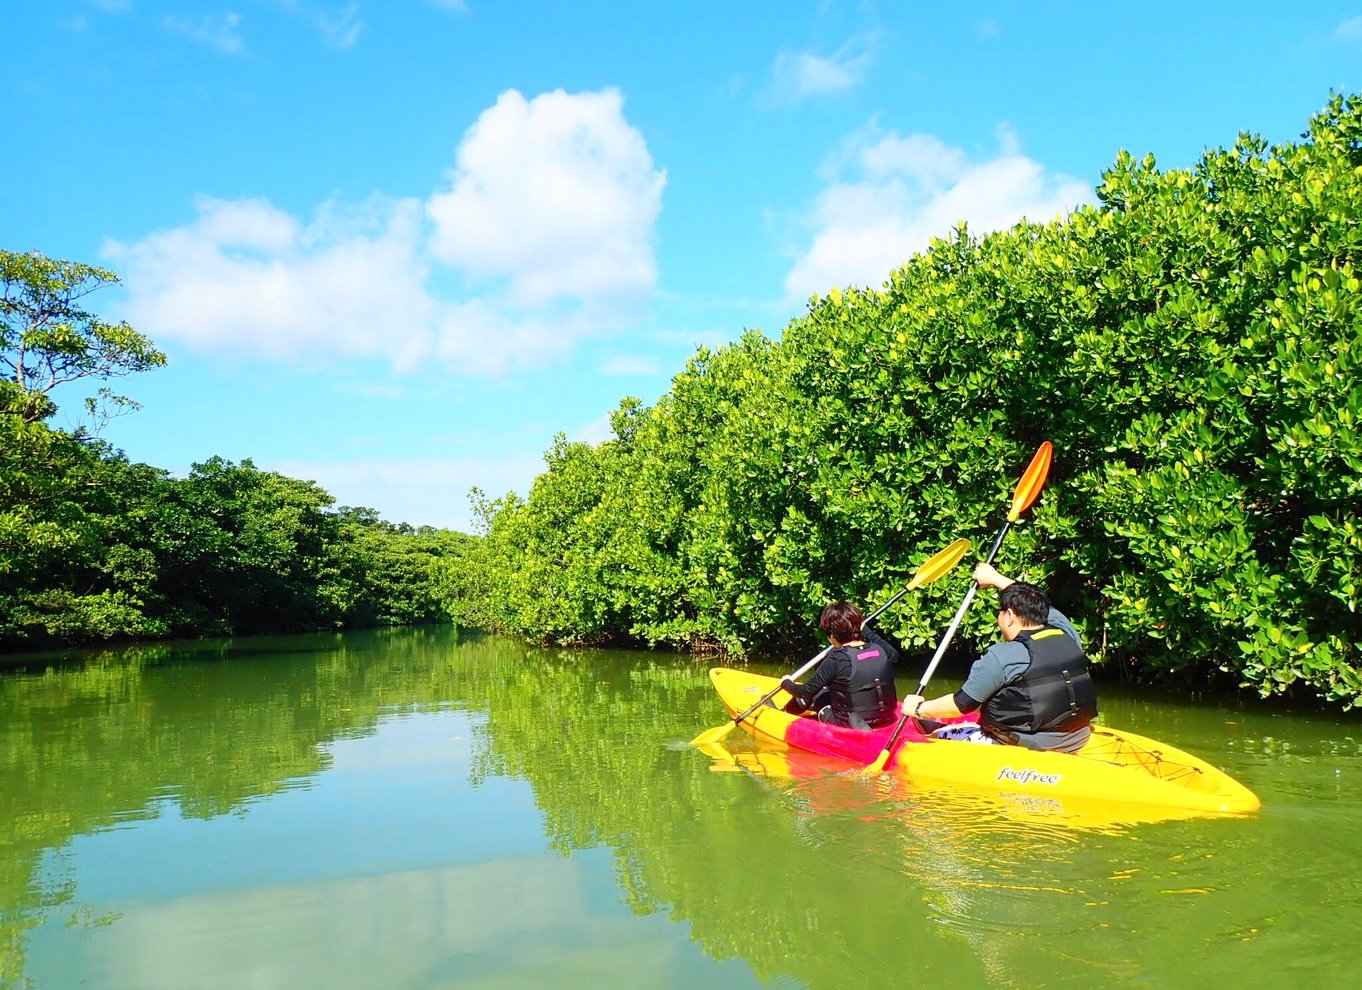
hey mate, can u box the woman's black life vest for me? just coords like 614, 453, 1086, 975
827, 643, 898, 729
980, 625, 1098, 741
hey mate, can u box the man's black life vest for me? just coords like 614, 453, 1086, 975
825, 643, 898, 729
980, 625, 1098, 741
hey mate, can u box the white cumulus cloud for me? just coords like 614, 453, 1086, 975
103, 88, 665, 377
427, 88, 666, 312
105, 194, 437, 369
430, 299, 577, 375
784, 124, 1093, 301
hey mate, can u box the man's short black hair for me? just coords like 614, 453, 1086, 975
998, 582, 1049, 625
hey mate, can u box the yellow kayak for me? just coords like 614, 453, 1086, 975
707, 667, 1261, 818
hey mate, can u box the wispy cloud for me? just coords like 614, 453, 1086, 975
104, 88, 666, 378
270, 453, 546, 530
571, 413, 614, 447
784, 122, 1093, 301
334, 382, 408, 400
164, 12, 245, 56
601, 355, 661, 376
648, 326, 742, 352
769, 35, 876, 103
425, 0, 470, 12
266, 0, 363, 50
1335, 16, 1362, 42
315, 2, 361, 49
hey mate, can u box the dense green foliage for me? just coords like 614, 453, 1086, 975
1, 254, 468, 649
445, 94, 1362, 707
0, 423, 469, 646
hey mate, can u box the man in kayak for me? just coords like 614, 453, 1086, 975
779, 602, 900, 730
900, 563, 1098, 753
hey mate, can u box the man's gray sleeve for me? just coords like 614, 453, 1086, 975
955, 609, 1080, 711
957, 643, 1025, 708
1047, 607, 1081, 646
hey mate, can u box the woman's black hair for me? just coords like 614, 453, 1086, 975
819, 602, 865, 642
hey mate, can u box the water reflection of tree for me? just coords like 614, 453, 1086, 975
0, 627, 491, 988
468, 652, 1335, 990
468, 649, 1008, 989
2, 636, 1352, 990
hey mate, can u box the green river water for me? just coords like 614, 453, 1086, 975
1, 626, 1358, 989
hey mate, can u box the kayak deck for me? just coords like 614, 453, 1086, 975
707, 667, 1260, 816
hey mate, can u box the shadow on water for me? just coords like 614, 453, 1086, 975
2, 630, 1361, 989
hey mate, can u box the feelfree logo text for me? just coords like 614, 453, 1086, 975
996, 766, 1062, 786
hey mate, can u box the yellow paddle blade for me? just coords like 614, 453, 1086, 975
905, 537, 971, 590
1006, 441, 1053, 522
695, 741, 740, 770
688, 720, 737, 747
861, 746, 892, 776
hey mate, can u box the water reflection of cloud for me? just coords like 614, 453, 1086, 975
32, 852, 735, 989
327, 710, 481, 772
63, 713, 545, 906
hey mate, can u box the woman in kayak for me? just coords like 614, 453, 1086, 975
779, 602, 901, 730
900, 563, 1099, 753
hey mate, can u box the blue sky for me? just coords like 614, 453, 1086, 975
3, 2, 1358, 531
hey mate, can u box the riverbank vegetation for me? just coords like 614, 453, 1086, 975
439, 94, 1362, 708
5, 95, 1358, 708
1, 253, 467, 650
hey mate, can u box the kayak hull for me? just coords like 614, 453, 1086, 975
707, 667, 1260, 817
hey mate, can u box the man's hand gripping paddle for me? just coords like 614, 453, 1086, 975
861, 442, 1053, 776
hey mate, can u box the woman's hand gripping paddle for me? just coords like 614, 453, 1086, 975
861, 442, 1053, 776
688, 537, 971, 747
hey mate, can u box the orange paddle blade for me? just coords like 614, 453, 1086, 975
1007, 442, 1052, 522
